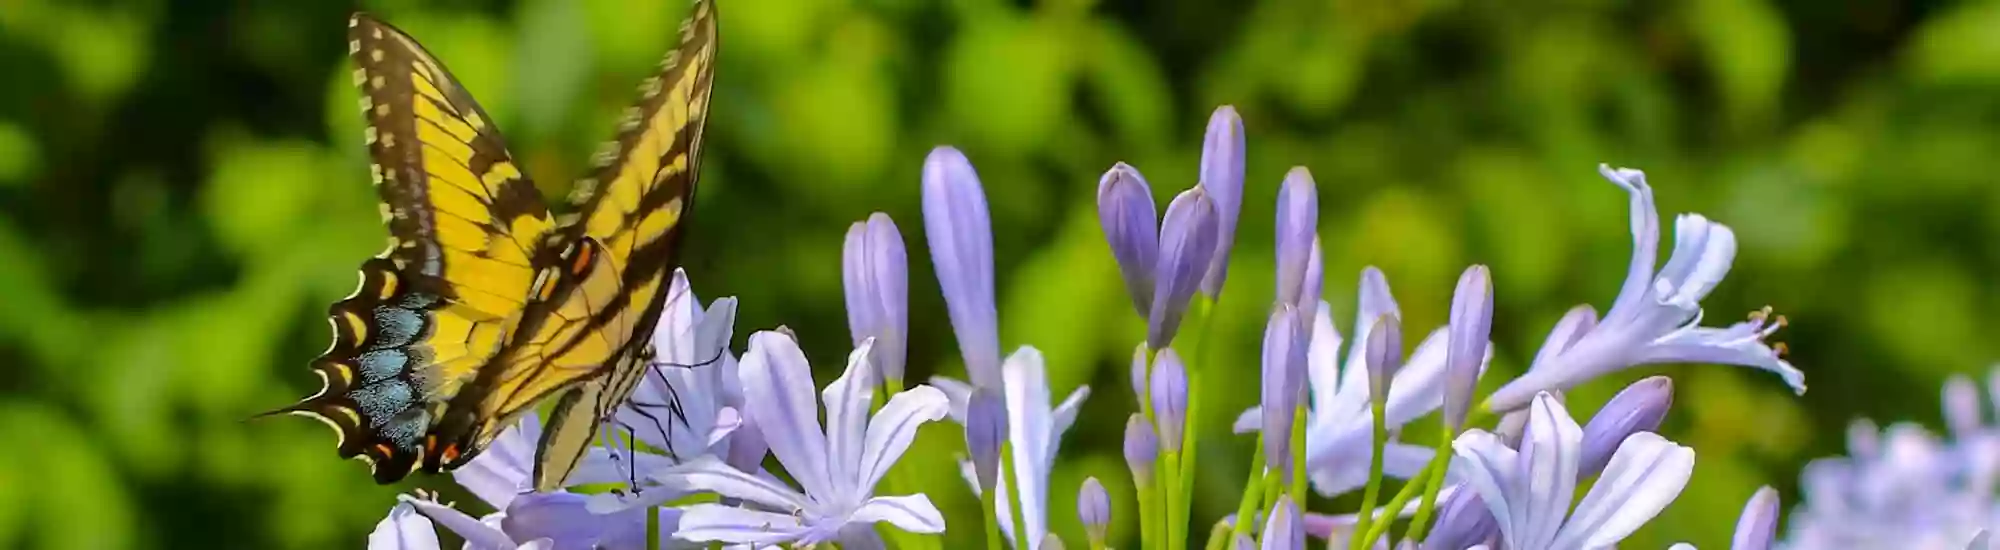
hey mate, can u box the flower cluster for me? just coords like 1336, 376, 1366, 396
355, 104, 1999, 550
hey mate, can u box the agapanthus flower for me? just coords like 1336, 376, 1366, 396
376, 413, 675, 550
1668, 486, 1780, 550
845, 212, 910, 386
1487, 165, 1803, 412
1452, 392, 1694, 549
923, 146, 1004, 388
1234, 267, 1490, 496
934, 347, 1092, 548
1197, 105, 1245, 297
659, 333, 949, 547
1782, 367, 2000, 549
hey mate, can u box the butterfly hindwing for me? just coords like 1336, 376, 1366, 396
530, 0, 720, 491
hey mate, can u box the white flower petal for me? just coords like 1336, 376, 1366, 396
740, 331, 834, 500
1381, 328, 1450, 427
1552, 432, 1694, 549
1305, 301, 1346, 429
823, 339, 879, 499
1515, 393, 1583, 548
1004, 347, 1056, 546
673, 504, 807, 545
655, 455, 811, 512
930, 375, 975, 422
1451, 430, 1519, 547
453, 415, 540, 509
368, 503, 441, 550
399, 495, 514, 550
1051, 386, 1091, 445
709, 406, 744, 447
1598, 164, 1660, 324
1233, 407, 1261, 434
852, 494, 948, 534
857, 385, 949, 495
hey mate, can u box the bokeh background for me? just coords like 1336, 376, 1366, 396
1, 0, 1997, 547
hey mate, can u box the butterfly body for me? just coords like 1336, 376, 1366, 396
267, 0, 718, 489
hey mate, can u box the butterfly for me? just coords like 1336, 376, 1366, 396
262, 0, 718, 491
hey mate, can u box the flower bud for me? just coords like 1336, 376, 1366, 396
1732, 486, 1780, 550
922, 146, 1001, 387
1149, 188, 1219, 349
843, 213, 909, 384
1197, 106, 1244, 297
1098, 162, 1159, 317
1150, 348, 1190, 452
1260, 304, 1307, 470
1444, 265, 1493, 431
1579, 376, 1672, 475
1124, 413, 1157, 481
1078, 477, 1111, 545
1274, 167, 1318, 310
965, 387, 1008, 492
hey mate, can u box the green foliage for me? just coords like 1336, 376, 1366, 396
0, 0, 1996, 548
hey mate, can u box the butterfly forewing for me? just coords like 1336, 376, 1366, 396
266, 13, 561, 483
530, 0, 720, 491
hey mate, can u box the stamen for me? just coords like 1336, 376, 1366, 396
1773, 342, 1788, 358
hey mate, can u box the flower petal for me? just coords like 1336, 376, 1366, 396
922, 146, 1002, 387
857, 385, 950, 495
673, 504, 807, 545
1149, 187, 1220, 349
400, 495, 514, 549
453, 414, 540, 509
1450, 430, 1520, 547
654, 455, 810, 512
1552, 431, 1693, 549
1514, 392, 1583, 548
853, 494, 948, 534
930, 375, 974, 423
1305, 301, 1347, 430
823, 340, 878, 499
739, 331, 833, 500
500, 492, 646, 549
1596, 164, 1660, 324
1003, 347, 1060, 545
1097, 162, 1160, 316
368, 503, 442, 550
1197, 105, 1245, 296
845, 213, 910, 385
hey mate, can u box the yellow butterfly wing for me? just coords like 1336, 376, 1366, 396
526, 0, 721, 491
265, 13, 562, 482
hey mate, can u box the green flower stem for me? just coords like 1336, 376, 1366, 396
982, 473, 1006, 550
1405, 408, 1493, 542
1202, 519, 1233, 550
1288, 405, 1308, 499
1000, 442, 1029, 549
1136, 472, 1159, 550
1224, 438, 1265, 543
1358, 458, 1435, 546
647, 505, 660, 549
1401, 435, 1456, 543
1159, 449, 1184, 550
1347, 394, 1391, 549
1176, 386, 1200, 547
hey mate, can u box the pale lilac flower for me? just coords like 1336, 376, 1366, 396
923, 146, 1003, 388
1126, 414, 1158, 480
1666, 487, 1779, 550
1152, 348, 1190, 452
1488, 165, 1803, 412
1452, 392, 1694, 549
1097, 163, 1159, 316
1234, 268, 1491, 496
1783, 367, 2000, 550
1444, 265, 1493, 432
1197, 105, 1245, 297
614, 269, 745, 465
1262, 496, 1303, 550
661, 333, 948, 547
1261, 304, 1308, 471
932, 347, 1091, 549
387, 413, 675, 549
845, 212, 910, 385
1578, 377, 1673, 475
1149, 188, 1220, 349
1078, 477, 1110, 546
1274, 167, 1319, 312
965, 387, 1008, 492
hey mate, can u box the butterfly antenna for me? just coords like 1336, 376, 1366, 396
651, 343, 728, 370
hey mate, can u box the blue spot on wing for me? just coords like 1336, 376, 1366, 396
351, 380, 414, 429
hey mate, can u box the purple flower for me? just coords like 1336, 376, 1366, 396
1452, 392, 1694, 549
1097, 162, 1159, 316
1078, 477, 1111, 545
1444, 265, 1493, 432
1487, 165, 1803, 412
930, 347, 1092, 549
1274, 167, 1319, 312
1151, 348, 1190, 452
660, 332, 949, 546
1261, 304, 1308, 471
965, 386, 1008, 492
844, 212, 910, 385
1197, 106, 1245, 297
1578, 377, 1673, 475
1149, 188, 1220, 349
922, 146, 1002, 388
